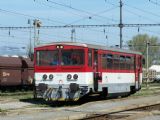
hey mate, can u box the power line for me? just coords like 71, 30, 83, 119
140, 28, 160, 35
1, 23, 160, 30
105, 1, 160, 23
124, 8, 160, 23
125, 3, 160, 19
34, 1, 120, 37
0, 26, 112, 46
1, 23, 159, 45
0, 7, 122, 45
67, 6, 119, 25
0, 8, 66, 25
0, 25, 121, 46
46, 0, 118, 23
149, 0, 160, 6
35, 1, 85, 18
1, 1, 160, 49
0, 36, 29, 45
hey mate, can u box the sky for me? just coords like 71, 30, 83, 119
0, 0, 160, 55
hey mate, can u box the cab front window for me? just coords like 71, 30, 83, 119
36, 50, 58, 66
61, 49, 84, 66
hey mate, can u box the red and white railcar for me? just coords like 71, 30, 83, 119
34, 42, 143, 101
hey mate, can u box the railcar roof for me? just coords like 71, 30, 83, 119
36, 42, 142, 55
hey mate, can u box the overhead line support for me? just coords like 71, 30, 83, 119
0, 24, 160, 30
119, 0, 123, 48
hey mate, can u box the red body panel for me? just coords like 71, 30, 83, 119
34, 43, 142, 78
34, 42, 143, 100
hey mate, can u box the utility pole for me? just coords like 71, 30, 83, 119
28, 19, 32, 58
33, 19, 37, 48
119, 0, 123, 48
33, 19, 41, 48
71, 28, 76, 42
146, 41, 150, 88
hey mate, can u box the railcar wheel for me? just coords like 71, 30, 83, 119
100, 87, 108, 99
130, 86, 136, 94
33, 87, 37, 99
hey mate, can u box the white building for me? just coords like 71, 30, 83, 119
149, 65, 160, 80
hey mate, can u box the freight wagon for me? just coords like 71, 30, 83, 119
0, 56, 34, 91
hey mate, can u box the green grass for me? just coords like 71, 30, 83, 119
132, 83, 160, 97
0, 91, 33, 100
141, 82, 160, 87
0, 108, 8, 114
0, 83, 160, 105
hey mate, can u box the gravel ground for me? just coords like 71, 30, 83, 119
1, 85, 160, 120
1, 94, 160, 120
0, 101, 33, 110
139, 115, 160, 120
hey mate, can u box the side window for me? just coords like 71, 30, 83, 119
101, 54, 107, 69
126, 56, 131, 70
88, 49, 92, 67
107, 54, 113, 69
120, 56, 125, 70
131, 57, 134, 70
139, 56, 142, 68
113, 55, 119, 69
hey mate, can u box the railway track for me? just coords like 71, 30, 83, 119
81, 102, 160, 120
1, 95, 160, 120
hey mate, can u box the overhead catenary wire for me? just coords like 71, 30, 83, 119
0, 35, 31, 45
140, 28, 160, 35
67, 6, 119, 25
0, 23, 159, 44
124, 3, 160, 19
149, 0, 160, 6
104, 1, 160, 23
35, 1, 85, 18
34, 0, 121, 39
1, 1, 160, 49
0, 0, 120, 43
36, 0, 118, 23
0, 23, 160, 45
46, 0, 118, 23
124, 8, 160, 23
1, 23, 160, 30
0, 26, 112, 45
0, 8, 66, 25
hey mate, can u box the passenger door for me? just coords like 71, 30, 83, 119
135, 55, 141, 90
93, 50, 98, 92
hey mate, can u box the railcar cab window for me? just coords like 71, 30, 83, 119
61, 49, 84, 66
36, 50, 59, 66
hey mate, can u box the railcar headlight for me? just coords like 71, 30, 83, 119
73, 74, 78, 80
67, 74, 72, 80
49, 74, 54, 80
43, 74, 47, 80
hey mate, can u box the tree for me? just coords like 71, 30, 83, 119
127, 34, 160, 67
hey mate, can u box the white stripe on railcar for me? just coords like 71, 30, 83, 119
35, 72, 94, 85
102, 73, 135, 84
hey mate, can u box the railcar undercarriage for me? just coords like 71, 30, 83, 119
35, 83, 89, 101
